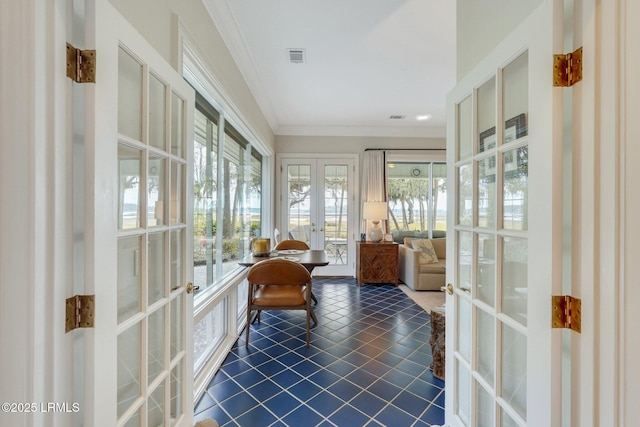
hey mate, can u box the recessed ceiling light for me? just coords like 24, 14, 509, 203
416, 114, 432, 121
388, 115, 406, 120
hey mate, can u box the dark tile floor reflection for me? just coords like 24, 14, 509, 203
194, 277, 445, 427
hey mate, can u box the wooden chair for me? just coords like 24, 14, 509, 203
246, 258, 317, 347
274, 239, 318, 304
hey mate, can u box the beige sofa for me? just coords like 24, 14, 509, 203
399, 238, 446, 291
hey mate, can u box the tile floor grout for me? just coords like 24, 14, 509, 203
195, 277, 445, 427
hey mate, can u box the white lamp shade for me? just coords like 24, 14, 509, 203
362, 201, 387, 220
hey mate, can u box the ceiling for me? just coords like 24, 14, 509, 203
203, 0, 456, 138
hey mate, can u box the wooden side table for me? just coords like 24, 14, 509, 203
356, 241, 399, 286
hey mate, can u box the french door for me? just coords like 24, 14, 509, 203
81, 0, 195, 425
445, 2, 570, 426
279, 155, 357, 276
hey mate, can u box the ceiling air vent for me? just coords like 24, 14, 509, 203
287, 48, 305, 64
389, 115, 406, 120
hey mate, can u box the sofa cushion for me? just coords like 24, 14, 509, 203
409, 239, 439, 264
419, 260, 446, 273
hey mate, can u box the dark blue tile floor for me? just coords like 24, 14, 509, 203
194, 277, 445, 427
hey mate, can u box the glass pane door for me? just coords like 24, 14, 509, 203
450, 50, 530, 427
116, 44, 192, 426
281, 157, 356, 276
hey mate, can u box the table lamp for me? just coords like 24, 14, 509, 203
362, 201, 387, 242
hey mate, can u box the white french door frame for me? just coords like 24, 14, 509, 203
445, 2, 567, 425
277, 153, 359, 277
1, 0, 74, 425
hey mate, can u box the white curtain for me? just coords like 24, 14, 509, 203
361, 150, 387, 235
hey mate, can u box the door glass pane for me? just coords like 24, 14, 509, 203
478, 156, 496, 228
501, 408, 520, 427
502, 237, 528, 325
457, 297, 471, 362
148, 155, 165, 227
476, 308, 495, 387
148, 232, 165, 305
478, 233, 496, 306
148, 307, 165, 384
324, 164, 348, 265
170, 294, 182, 362
456, 361, 471, 426
170, 162, 183, 224
148, 381, 164, 426
458, 95, 473, 161
122, 410, 140, 427
118, 144, 141, 230
503, 147, 528, 231
477, 77, 496, 153
458, 231, 472, 293
503, 52, 529, 144
287, 164, 312, 245
171, 92, 184, 158
117, 323, 141, 417
118, 47, 142, 141
170, 230, 183, 293
118, 236, 141, 324
170, 364, 182, 421
477, 382, 495, 427
149, 73, 166, 150
501, 322, 527, 420
458, 164, 473, 226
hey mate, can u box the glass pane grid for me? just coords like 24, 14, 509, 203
324, 164, 348, 265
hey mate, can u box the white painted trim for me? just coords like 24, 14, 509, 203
1, 0, 74, 425
618, 0, 640, 424
276, 124, 447, 138
199, 0, 280, 133
178, 22, 275, 157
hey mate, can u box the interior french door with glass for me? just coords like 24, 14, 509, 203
280, 156, 356, 276
445, 3, 566, 426
83, 0, 195, 425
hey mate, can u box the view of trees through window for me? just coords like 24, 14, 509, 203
192, 95, 262, 292
387, 162, 447, 235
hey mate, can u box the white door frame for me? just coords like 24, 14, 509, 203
1, 0, 74, 425
587, 0, 637, 424
445, 2, 566, 425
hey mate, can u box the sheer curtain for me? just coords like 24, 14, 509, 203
361, 150, 387, 236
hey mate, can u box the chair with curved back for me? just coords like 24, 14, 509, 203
274, 239, 318, 304
246, 258, 317, 347
274, 239, 310, 251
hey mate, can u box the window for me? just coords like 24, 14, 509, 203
192, 94, 262, 292
386, 161, 447, 236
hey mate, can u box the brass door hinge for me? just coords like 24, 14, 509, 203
66, 43, 96, 83
553, 47, 582, 87
552, 295, 581, 333
65, 295, 95, 333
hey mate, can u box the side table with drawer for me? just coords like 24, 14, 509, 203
356, 242, 399, 286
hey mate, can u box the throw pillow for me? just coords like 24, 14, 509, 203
410, 239, 439, 264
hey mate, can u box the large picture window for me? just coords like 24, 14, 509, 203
387, 161, 447, 237
192, 94, 262, 293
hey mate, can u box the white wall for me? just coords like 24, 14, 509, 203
457, 0, 543, 80
276, 135, 445, 166
108, 0, 275, 150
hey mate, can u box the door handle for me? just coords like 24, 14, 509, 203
186, 282, 200, 294
440, 283, 454, 295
